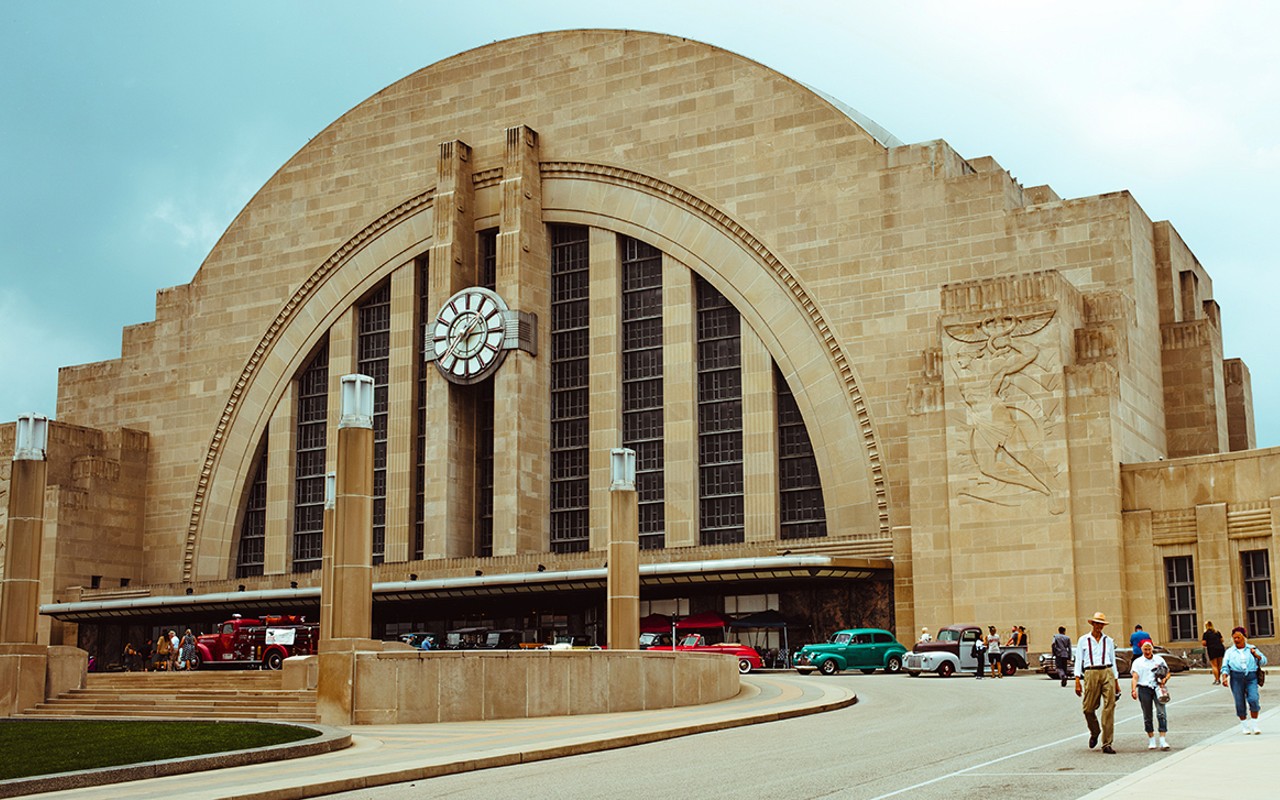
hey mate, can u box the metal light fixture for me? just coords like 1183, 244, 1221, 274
14, 413, 49, 461
338, 374, 375, 429
609, 447, 636, 491
324, 472, 336, 509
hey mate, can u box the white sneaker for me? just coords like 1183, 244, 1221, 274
1251, 720, 1261, 735
1242, 721, 1251, 734
1159, 737, 1169, 750
1147, 739, 1157, 750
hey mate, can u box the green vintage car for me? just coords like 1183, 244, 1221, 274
794, 628, 906, 675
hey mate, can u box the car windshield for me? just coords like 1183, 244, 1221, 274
831, 633, 852, 645
937, 629, 961, 642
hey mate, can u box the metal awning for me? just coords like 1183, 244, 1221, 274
40, 555, 892, 623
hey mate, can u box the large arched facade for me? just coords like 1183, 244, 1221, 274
20, 30, 1277, 665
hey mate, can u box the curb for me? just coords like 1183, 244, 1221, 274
0, 721, 350, 799
230, 688, 858, 800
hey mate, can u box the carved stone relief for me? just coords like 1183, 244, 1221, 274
944, 310, 1065, 515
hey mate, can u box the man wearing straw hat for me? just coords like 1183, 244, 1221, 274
1074, 611, 1121, 753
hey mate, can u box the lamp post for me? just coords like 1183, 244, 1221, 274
1, 414, 49, 645
606, 447, 639, 650
316, 375, 375, 726
0, 414, 51, 716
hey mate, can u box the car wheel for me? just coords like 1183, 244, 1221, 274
738, 658, 753, 674
886, 655, 903, 674
937, 661, 954, 678
820, 659, 840, 676
1001, 659, 1017, 677
264, 651, 284, 671
188, 652, 201, 671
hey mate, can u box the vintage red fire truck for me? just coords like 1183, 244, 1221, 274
194, 614, 319, 670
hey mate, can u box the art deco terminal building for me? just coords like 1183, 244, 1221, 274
5, 30, 1277, 663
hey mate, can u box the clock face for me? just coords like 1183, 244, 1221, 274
430, 287, 508, 383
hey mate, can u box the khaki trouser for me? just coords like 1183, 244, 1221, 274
1081, 666, 1117, 747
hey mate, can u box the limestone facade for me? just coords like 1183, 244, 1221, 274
2, 30, 1276, 661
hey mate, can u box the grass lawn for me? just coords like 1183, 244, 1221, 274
0, 719, 320, 780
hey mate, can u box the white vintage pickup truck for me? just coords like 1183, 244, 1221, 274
903, 623, 1029, 677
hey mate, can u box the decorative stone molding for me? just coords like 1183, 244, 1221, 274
181, 190, 434, 580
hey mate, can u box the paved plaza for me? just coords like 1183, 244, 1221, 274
9, 670, 1276, 799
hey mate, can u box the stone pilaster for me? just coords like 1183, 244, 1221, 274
382, 263, 418, 563
492, 125, 550, 555
264, 391, 295, 575
662, 258, 697, 548
588, 228, 620, 552
423, 140, 477, 558
741, 324, 777, 542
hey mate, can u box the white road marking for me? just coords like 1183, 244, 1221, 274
863, 688, 1219, 800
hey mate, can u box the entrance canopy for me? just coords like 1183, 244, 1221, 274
41, 555, 891, 624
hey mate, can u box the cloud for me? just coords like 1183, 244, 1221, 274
146, 197, 225, 253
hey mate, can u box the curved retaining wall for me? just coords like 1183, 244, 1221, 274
301, 649, 740, 725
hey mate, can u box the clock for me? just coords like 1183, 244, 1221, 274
429, 287, 511, 384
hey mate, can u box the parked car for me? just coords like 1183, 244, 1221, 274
646, 633, 764, 674
794, 628, 906, 676
638, 632, 674, 649
1039, 644, 1191, 678
398, 632, 440, 650
903, 624, 1029, 677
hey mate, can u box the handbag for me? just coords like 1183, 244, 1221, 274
1255, 650, 1266, 687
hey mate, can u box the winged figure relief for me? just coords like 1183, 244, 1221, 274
943, 311, 1065, 515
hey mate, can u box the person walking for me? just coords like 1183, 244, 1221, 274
1074, 611, 1120, 753
1130, 639, 1171, 750
986, 626, 1003, 678
1202, 621, 1226, 685
1221, 626, 1268, 734
1130, 624, 1152, 656
1051, 626, 1073, 687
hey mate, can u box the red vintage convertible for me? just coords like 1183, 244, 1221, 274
646, 633, 764, 674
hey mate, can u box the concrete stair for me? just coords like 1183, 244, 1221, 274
21, 671, 318, 722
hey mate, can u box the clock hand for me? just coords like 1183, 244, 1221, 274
442, 314, 483, 362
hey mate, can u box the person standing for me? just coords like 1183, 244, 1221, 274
920, 627, 932, 643
973, 634, 987, 679
1051, 626, 1073, 687
1130, 624, 1152, 656
986, 626, 1003, 678
155, 633, 171, 671
179, 628, 197, 671
1074, 611, 1121, 754
1221, 626, 1268, 734
1130, 639, 1171, 750
167, 630, 180, 672
1202, 621, 1226, 685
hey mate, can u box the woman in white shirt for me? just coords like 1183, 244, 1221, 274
1129, 639, 1170, 750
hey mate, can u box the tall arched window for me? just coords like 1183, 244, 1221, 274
696, 276, 744, 545
292, 341, 329, 572
357, 284, 390, 563
620, 235, 666, 549
235, 439, 268, 577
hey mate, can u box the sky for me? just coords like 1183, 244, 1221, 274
1, 1, 1277, 449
